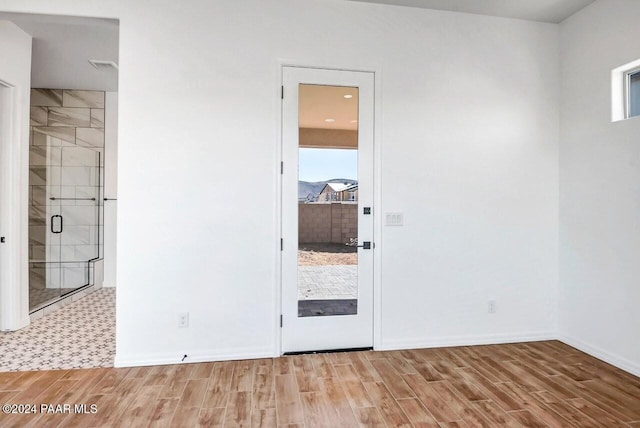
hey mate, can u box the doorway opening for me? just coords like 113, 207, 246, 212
0, 11, 121, 316
0, 12, 119, 371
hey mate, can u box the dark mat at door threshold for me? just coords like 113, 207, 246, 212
298, 299, 357, 317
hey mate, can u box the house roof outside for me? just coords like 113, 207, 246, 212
321, 182, 358, 193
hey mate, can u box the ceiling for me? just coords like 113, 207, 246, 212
299, 84, 359, 131
348, 0, 595, 23
0, 12, 119, 91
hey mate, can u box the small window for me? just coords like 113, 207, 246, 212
612, 59, 640, 122
628, 69, 640, 119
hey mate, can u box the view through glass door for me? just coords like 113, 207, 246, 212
298, 84, 360, 318
282, 67, 374, 353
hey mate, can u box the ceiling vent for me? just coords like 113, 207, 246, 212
88, 60, 119, 71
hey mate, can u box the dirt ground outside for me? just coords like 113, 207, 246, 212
298, 243, 357, 266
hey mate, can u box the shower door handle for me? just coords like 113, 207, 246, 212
51, 215, 63, 234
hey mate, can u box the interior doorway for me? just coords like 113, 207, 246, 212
281, 66, 375, 354
0, 11, 121, 317
0, 12, 118, 371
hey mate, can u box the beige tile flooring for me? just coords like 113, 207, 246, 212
0, 288, 115, 372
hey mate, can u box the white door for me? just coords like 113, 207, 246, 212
281, 66, 374, 353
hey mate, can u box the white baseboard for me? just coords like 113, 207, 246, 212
376, 331, 557, 351
20, 316, 30, 329
114, 346, 276, 368
558, 334, 640, 378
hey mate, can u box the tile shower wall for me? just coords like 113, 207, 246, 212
29, 89, 105, 291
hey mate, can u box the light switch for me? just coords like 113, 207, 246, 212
385, 212, 403, 226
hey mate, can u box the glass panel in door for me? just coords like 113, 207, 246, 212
29, 137, 63, 308
29, 137, 101, 310
58, 146, 101, 293
297, 84, 359, 317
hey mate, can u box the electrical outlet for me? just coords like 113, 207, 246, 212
178, 312, 189, 328
488, 300, 497, 314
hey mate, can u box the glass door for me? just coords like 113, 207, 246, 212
57, 146, 101, 294
281, 67, 375, 353
29, 133, 102, 311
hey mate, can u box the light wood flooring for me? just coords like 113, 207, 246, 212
1, 340, 639, 427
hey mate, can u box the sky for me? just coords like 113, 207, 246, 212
298, 148, 358, 182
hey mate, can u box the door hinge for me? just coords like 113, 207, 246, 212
281, 86, 284, 99
280, 161, 283, 175
0, 237, 5, 243
280, 238, 283, 251
280, 314, 283, 327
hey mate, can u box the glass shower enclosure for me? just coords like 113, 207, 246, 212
29, 138, 103, 311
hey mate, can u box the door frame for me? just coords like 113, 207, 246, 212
275, 60, 383, 355
0, 79, 29, 332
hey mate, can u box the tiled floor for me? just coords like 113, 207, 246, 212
0, 288, 115, 372
298, 265, 357, 300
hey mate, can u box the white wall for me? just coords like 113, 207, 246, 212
0, 0, 560, 365
559, 0, 640, 376
0, 21, 31, 331
103, 91, 117, 287
376, 19, 559, 349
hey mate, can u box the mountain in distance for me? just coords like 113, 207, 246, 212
298, 178, 357, 201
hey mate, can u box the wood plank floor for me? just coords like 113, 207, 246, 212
0, 340, 639, 427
